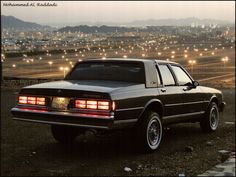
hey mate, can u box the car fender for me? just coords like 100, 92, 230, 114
207, 94, 219, 109
138, 99, 164, 120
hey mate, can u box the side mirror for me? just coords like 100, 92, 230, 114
192, 81, 199, 88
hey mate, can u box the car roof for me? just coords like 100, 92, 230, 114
78, 58, 179, 65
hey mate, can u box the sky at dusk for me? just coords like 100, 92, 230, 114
1, 1, 235, 26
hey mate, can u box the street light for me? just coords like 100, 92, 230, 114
221, 57, 229, 71
59, 66, 69, 78
48, 61, 53, 72
189, 60, 196, 74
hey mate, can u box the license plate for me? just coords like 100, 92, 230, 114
51, 97, 69, 110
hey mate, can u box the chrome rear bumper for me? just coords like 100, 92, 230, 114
11, 107, 137, 129
11, 107, 114, 129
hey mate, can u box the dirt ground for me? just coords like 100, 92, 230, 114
0, 88, 235, 176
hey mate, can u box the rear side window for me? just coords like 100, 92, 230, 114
158, 65, 175, 86
171, 65, 192, 86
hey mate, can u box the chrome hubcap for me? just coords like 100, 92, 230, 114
210, 107, 219, 130
147, 117, 162, 149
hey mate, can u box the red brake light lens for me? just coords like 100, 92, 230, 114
18, 96, 46, 106
36, 97, 46, 105
75, 99, 111, 110
75, 100, 86, 109
98, 101, 109, 110
19, 96, 27, 104
27, 97, 36, 104
87, 100, 98, 109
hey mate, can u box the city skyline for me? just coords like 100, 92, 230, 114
1, 1, 235, 26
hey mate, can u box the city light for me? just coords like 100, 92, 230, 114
221, 57, 229, 70
189, 60, 196, 74
48, 61, 53, 72
2, 23, 234, 81
59, 66, 69, 77
189, 60, 196, 64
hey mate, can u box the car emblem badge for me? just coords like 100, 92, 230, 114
57, 89, 62, 94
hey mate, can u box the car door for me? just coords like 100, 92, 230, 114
170, 64, 205, 114
156, 64, 185, 118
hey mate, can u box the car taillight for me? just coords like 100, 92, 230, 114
27, 97, 36, 104
19, 96, 27, 104
87, 100, 98, 109
112, 101, 116, 111
36, 97, 46, 105
75, 100, 86, 109
75, 99, 112, 110
98, 101, 109, 110
18, 96, 46, 106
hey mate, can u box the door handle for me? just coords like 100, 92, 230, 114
161, 88, 166, 92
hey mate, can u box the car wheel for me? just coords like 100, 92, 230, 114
200, 102, 219, 132
51, 125, 79, 144
137, 111, 162, 152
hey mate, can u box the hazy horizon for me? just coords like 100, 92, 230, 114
1, 1, 235, 26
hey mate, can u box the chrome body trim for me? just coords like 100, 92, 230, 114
163, 111, 205, 119
115, 107, 143, 112
114, 119, 138, 124
165, 101, 209, 107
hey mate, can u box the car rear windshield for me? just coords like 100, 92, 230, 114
65, 61, 145, 83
